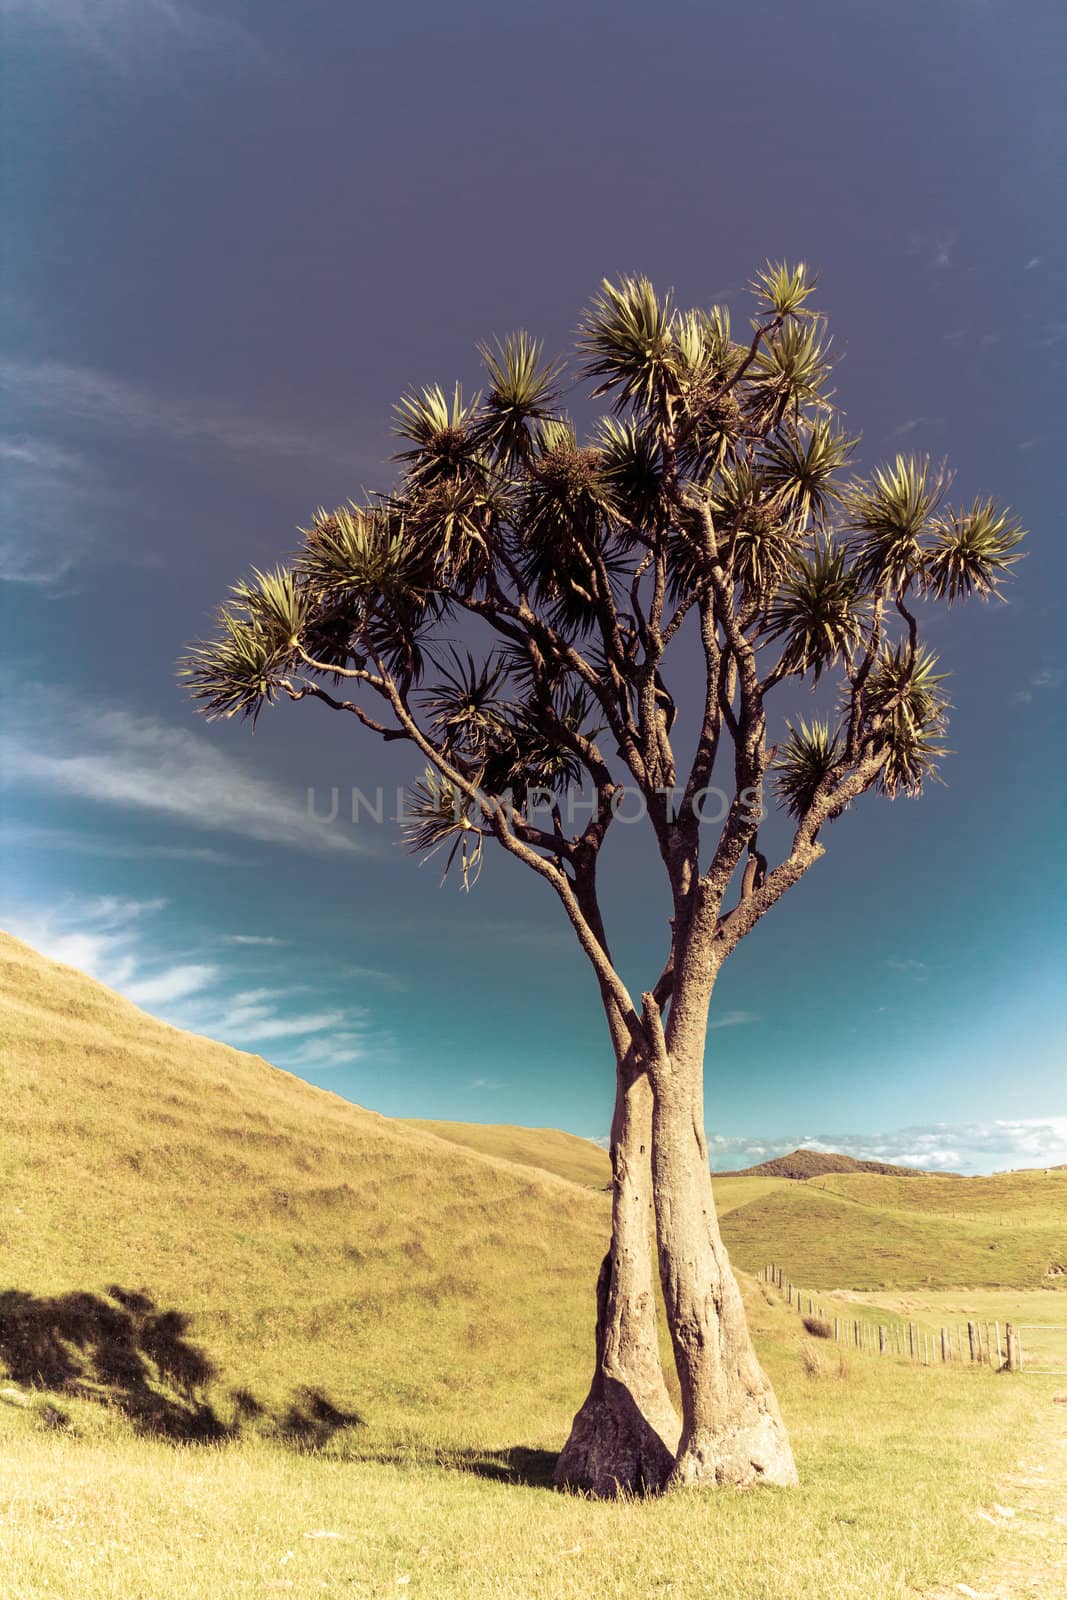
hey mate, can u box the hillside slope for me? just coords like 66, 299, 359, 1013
0, 931, 612, 1442
403, 1119, 611, 1187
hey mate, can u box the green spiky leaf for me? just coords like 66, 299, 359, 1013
923, 497, 1025, 602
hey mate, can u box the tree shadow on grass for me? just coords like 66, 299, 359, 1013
0, 1286, 362, 1448
362, 1443, 560, 1490
450, 1445, 560, 1488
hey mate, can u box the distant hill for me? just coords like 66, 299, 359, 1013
718, 1147, 934, 1180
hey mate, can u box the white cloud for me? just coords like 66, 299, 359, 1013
2, 894, 166, 990
125, 963, 217, 1005
469, 1077, 505, 1091
2, 894, 377, 1074
222, 934, 287, 947
0, 684, 367, 855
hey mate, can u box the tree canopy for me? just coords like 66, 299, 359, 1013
184, 262, 1023, 1024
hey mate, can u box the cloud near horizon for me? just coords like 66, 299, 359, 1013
589, 1119, 1067, 1176
696, 1120, 1067, 1177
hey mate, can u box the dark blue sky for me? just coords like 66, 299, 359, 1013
2, 0, 1064, 1172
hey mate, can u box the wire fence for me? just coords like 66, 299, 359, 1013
757, 1264, 1057, 1372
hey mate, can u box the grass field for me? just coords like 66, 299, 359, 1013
2, 930, 1065, 1598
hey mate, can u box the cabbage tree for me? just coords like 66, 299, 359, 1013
184, 264, 1023, 1493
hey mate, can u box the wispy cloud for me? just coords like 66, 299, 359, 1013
222, 934, 287, 947
883, 957, 929, 979
0, 683, 368, 855
2, 895, 378, 1073
2, 894, 168, 990
1, 357, 348, 466
469, 1077, 506, 1091
703, 1118, 1067, 1177
125, 963, 218, 1005
0, 820, 231, 863
1013, 666, 1065, 706
708, 1009, 760, 1031
344, 963, 408, 991
0, 433, 101, 586
907, 232, 955, 273
1, 0, 254, 66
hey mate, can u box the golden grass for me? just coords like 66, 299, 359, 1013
2, 929, 1063, 1598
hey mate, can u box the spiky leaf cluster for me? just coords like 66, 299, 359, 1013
185, 260, 1025, 884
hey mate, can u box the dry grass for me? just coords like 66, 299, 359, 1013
1, 929, 1062, 1598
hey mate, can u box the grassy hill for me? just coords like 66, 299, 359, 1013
2, 930, 1062, 1599
0, 929, 612, 1442
403, 1119, 611, 1188
719, 1169, 1067, 1290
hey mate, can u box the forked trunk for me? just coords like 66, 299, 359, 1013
651, 1043, 798, 1488
554, 1066, 680, 1495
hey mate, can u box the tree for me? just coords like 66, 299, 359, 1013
183, 263, 1024, 1494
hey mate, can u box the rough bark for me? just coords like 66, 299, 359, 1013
554, 1067, 680, 1496
650, 995, 798, 1489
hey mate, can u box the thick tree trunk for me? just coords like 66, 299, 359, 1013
650, 1044, 798, 1489
554, 1067, 680, 1496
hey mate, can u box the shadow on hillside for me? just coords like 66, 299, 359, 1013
0, 1287, 362, 1448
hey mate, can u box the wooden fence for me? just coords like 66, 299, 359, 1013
758, 1264, 1023, 1371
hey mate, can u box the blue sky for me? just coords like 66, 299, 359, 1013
1, 0, 1064, 1173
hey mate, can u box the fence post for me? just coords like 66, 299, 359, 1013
940, 1327, 949, 1362
834, 1317, 840, 1343
994, 1322, 1003, 1369
967, 1321, 978, 1363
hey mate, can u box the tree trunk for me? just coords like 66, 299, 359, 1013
650, 1037, 798, 1489
554, 1066, 680, 1495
